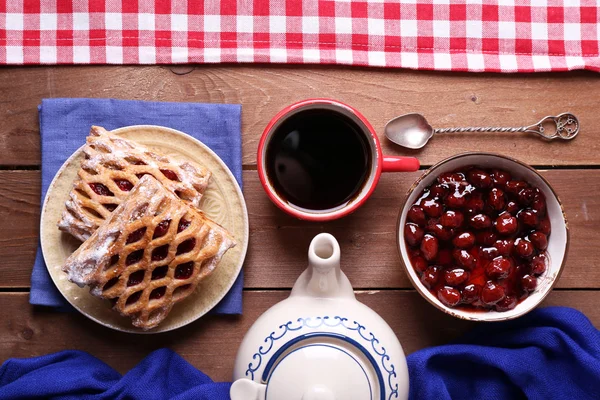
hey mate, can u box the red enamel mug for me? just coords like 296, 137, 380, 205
257, 99, 420, 221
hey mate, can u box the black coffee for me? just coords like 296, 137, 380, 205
265, 109, 372, 211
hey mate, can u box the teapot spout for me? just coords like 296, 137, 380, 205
291, 233, 355, 300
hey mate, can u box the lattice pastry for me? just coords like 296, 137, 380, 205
58, 126, 211, 242
62, 174, 236, 330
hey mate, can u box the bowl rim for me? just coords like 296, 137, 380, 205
396, 151, 570, 322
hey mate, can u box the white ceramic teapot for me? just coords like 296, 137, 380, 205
231, 233, 409, 400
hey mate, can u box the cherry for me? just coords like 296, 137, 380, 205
114, 179, 134, 192
518, 188, 536, 206
492, 169, 511, 187
405, 223, 425, 247
126, 249, 144, 266
151, 245, 169, 261
427, 221, 455, 241
149, 287, 166, 300
446, 192, 467, 209
462, 284, 481, 304
505, 201, 519, 214
531, 254, 547, 275
467, 169, 492, 188
465, 192, 485, 214
126, 227, 147, 244
175, 262, 195, 279
521, 274, 537, 292
109, 254, 119, 266
514, 238, 534, 259
453, 232, 475, 249
495, 214, 518, 235
125, 291, 142, 306
532, 193, 547, 217
488, 188, 506, 211
438, 286, 462, 307
89, 183, 114, 197
176, 238, 196, 255
127, 270, 145, 286
453, 249, 476, 269
104, 204, 118, 212
160, 169, 179, 181
444, 268, 470, 286
529, 231, 548, 250
407, 206, 426, 226
494, 239, 514, 256
537, 216, 551, 235
430, 183, 450, 197
470, 214, 492, 230
151, 265, 168, 280
411, 256, 428, 273
486, 257, 513, 279
441, 210, 464, 228
422, 198, 443, 217
438, 172, 464, 184
177, 219, 191, 233
420, 234, 439, 261
153, 220, 171, 239
477, 231, 497, 246
518, 209, 539, 227
481, 281, 506, 305
479, 246, 499, 260
496, 295, 518, 312
506, 180, 529, 195
103, 278, 118, 291
421, 266, 441, 289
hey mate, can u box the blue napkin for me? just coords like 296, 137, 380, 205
2, 307, 599, 399
31, 98, 243, 314
0, 349, 230, 399
407, 306, 600, 400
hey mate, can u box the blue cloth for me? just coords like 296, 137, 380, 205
1, 307, 599, 399
0, 349, 230, 400
31, 98, 243, 314
407, 307, 600, 400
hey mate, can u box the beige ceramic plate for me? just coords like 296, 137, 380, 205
40, 125, 249, 334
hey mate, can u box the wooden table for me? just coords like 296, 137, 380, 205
1, 65, 599, 380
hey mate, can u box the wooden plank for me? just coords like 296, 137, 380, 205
1, 169, 598, 289
0, 290, 597, 381
0, 66, 599, 166
244, 168, 599, 289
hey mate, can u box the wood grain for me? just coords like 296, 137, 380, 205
2, 169, 598, 288
1, 66, 599, 166
0, 290, 597, 381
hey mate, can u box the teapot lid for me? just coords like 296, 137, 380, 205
231, 332, 385, 400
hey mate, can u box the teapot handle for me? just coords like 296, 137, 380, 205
230, 378, 266, 400
291, 233, 355, 299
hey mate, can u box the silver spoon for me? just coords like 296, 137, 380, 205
384, 112, 580, 149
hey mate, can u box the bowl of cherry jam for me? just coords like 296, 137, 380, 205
397, 153, 569, 321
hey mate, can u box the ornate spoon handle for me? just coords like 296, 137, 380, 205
433, 113, 579, 140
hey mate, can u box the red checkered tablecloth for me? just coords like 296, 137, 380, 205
1, 1, 599, 72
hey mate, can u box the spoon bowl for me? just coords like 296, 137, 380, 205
384, 113, 434, 149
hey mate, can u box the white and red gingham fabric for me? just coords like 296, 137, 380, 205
1, 0, 599, 72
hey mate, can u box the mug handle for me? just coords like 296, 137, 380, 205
382, 156, 420, 172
